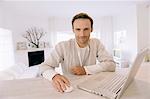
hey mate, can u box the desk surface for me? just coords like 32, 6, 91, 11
121, 62, 150, 99
0, 63, 150, 99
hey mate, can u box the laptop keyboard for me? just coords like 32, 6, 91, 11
93, 73, 127, 98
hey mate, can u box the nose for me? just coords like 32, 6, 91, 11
80, 30, 85, 36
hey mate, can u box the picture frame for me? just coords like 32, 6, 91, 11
44, 42, 50, 48
17, 42, 27, 50
39, 42, 45, 48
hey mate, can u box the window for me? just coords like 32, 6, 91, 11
114, 30, 127, 49
91, 31, 101, 39
56, 31, 74, 45
0, 28, 15, 71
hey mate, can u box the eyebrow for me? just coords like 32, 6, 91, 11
75, 27, 90, 30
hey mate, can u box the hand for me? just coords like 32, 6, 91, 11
71, 66, 86, 75
52, 74, 70, 93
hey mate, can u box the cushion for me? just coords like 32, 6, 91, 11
0, 63, 39, 80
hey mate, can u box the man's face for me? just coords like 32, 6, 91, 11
73, 19, 92, 47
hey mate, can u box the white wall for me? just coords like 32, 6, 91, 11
113, 5, 137, 63
0, 10, 1, 27
136, 3, 149, 52
0, 3, 3, 27
2, 13, 51, 46
0, 1, 140, 64
149, 6, 150, 46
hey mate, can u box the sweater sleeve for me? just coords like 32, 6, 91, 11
84, 39, 116, 74
39, 42, 64, 80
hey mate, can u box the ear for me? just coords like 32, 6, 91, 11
91, 28, 93, 32
72, 28, 75, 33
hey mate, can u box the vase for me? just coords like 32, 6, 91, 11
28, 43, 38, 49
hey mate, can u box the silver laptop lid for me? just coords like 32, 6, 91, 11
117, 48, 149, 99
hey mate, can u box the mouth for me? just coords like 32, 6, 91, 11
78, 37, 89, 43
79, 36, 87, 39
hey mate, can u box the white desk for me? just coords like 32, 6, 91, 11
0, 63, 150, 99
121, 62, 150, 99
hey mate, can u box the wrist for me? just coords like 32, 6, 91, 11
83, 66, 89, 75
42, 70, 59, 81
82, 67, 86, 74
52, 74, 60, 80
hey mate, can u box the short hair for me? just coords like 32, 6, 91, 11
72, 13, 93, 29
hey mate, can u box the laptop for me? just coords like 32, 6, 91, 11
77, 48, 149, 99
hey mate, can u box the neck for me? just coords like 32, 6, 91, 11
76, 41, 88, 48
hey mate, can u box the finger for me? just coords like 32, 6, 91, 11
52, 81, 59, 92
73, 68, 79, 75
55, 80, 64, 93
71, 68, 75, 73
59, 80, 66, 91
72, 69, 77, 75
71, 68, 78, 75
75, 71, 80, 75
52, 80, 59, 92
61, 76, 70, 86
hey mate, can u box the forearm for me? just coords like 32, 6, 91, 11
84, 61, 116, 75
42, 69, 59, 81
39, 63, 59, 81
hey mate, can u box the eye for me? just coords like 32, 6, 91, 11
84, 28, 89, 31
75, 28, 80, 31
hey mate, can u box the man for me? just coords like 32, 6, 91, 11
40, 13, 116, 93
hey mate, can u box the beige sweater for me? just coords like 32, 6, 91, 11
39, 38, 116, 80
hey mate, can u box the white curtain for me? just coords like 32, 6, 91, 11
0, 28, 15, 71
94, 16, 113, 53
